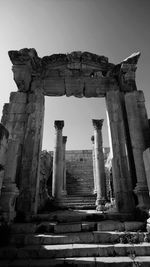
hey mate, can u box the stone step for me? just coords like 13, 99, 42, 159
10, 231, 148, 246
11, 221, 97, 235
1, 243, 150, 259
10, 220, 145, 239
58, 199, 96, 204
62, 195, 96, 199
1, 257, 150, 267
57, 204, 96, 209
31, 210, 138, 223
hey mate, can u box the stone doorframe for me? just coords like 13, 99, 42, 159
1, 48, 150, 219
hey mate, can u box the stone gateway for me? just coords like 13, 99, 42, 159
0, 49, 150, 221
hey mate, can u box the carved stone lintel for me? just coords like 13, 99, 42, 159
63, 136, 67, 144
92, 119, 104, 130
54, 120, 64, 131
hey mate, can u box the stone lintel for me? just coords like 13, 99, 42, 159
8, 49, 141, 96
92, 119, 104, 130
54, 120, 64, 130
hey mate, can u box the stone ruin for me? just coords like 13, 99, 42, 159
0, 48, 150, 224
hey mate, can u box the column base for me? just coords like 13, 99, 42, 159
96, 198, 106, 211
93, 189, 97, 195
146, 210, 150, 233
134, 183, 150, 210
61, 190, 67, 196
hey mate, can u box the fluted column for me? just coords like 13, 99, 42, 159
52, 120, 64, 199
91, 136, 97, 194
92, 119, 106, 211
62, 136, 67, 196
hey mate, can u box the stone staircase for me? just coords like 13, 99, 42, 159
0, 210, 150, 266
56, 195, 96, 209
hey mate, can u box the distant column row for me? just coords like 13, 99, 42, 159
52, 119, 107, 211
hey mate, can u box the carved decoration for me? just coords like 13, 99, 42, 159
8, 48, 141, 95
92, 119, 104, 130
54, 120, 64, 131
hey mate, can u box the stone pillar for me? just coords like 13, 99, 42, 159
52, 120, 64, 199
0, 140, 20, 221
0, 92, 28, 221
106, 90, 135, 213
62, 136, 67, 196
91, 135, 97, 194
92, 119, 106, 211
136, 91, 150, 148
125, 91, 150, 210
0, 124, 9, 196
17, 86, 45, 217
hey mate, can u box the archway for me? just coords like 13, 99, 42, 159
1, 48, 150, 220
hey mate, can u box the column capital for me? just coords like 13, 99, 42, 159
63, 136, 67, 144
54, 120, 64, 130
91, 135, 94, 143
92, 119, 104, 130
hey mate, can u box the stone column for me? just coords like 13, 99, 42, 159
17, 85, 45, 217
125, 91, 150, 210
106, 90, 135, 213
92, 119, 106, 211
0, 140, 20, 221
136, 91, 150, 148
91, 135, 97, 194
62, 136, 67, 196
0, 92, 28, 221
0, 124, 9, 196
52, 120, 64, 199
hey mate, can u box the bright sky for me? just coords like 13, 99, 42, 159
0, 0, 150, 151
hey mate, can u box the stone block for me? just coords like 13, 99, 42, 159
12, 64, 32, 92
3, 103, 26, 114
9, 92, 27, 103
124, 221, 145, 231
65, 77, 84, 97
97, 220, 124, 231
143, 148, 150, 192
93, 232, 112, 243
0, 137, 8, 165
4, 140, 20, 182
2, 113, 27, 123
43, 78, 65, 96
84, 77, 107, 97
0, 170, 4, 193
54, 223, 81, 233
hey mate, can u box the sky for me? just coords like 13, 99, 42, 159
0, 0, 150, 151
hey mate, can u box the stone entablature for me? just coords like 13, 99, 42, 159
8, 49, 140, 97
